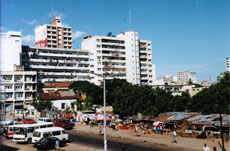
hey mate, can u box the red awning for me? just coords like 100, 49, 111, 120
65, 114, 73, 118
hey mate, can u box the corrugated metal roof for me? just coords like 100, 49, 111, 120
167, 113, 190, 120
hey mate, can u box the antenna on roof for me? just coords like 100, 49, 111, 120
129, 10, 131, 30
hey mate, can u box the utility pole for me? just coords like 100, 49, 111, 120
103, 76, 107, 151
218, 110, 226, 151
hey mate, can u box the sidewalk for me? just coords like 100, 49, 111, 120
74, 124, 230, 151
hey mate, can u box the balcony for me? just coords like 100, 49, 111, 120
25, 97, 33, 100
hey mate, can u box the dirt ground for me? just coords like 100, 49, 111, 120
74, 124, 230, 151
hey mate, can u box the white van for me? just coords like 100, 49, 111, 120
32, 127, 68, 143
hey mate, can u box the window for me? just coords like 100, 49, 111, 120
62, 130, 67, 134
62, 103, 65, 109
27, 127, 34, 133
47, 124, 53, 127
33, 131, 41, 137
52, 131, 61, 136
96, 39, 100, 42
43, 132, 51, 137
97, 45, 100, 48
40, 125, 46, 128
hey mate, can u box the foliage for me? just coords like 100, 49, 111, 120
69, 81, 103, 106
190, 72, 230, 114
31, 96, 53, 112
62, 106, 72, 114
69, 72, 230, 116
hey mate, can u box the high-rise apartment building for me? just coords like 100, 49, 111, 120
226, 58, 230, 72
0, 31, 22, 71
82, 31, 155, 85
22, 46, 90, 85
177, 71, 197, 84
35, 17, 73, 49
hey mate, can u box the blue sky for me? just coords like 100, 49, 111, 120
1, 0, 229, 82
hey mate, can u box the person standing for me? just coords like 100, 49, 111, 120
213, 147, 217, 151
55, 139, 60, 151
99, 124, 102, 135
171, 130, 178, 143
203, 144, 210, 151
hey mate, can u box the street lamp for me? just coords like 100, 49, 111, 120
89, 72, 107, 151
89, 71, 123, 151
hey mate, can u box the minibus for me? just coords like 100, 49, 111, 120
32, 127, 68, 143
13, 122, 54, 143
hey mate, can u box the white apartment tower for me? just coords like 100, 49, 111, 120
82, 31, 155, 85
22, 46, 90, 84
0, 31, 22, 71
177, 71, 197, 84
226, 58, 230, 72
35, 17, 73, 49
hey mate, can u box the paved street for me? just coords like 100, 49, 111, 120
0, 129, 194, 151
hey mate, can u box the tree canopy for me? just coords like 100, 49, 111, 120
69, 72, 230, 117
31, 96, 53, 112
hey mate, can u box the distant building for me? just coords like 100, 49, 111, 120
226, 58, 230, 72
177, 71, 197, 84
82, 31, 155, 86
35, 17, 73, 49
153, 84, 208, 97
37, 89, 82, 111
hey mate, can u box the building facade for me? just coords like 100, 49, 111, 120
81, 31, 155, 85
22, 46, 90, 85
35, 17, 73, 49
226, 58, 230, 72
37, 89, 82, 112
177, 71, 197, 84
0, 68, 37, 117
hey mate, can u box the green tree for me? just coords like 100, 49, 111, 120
190, 72, 230, 114
31, 96, 53, 112
69, 81, 103, 109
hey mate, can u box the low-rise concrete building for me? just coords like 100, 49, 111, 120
37, 89, 82, 112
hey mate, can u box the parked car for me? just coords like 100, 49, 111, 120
53, 119, 74, 130
22, 118, 36, 124
35, 137, 66, 150
38, 117, 52, 123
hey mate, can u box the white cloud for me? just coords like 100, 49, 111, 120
73, 31, 87, 40
48, 8, 65, 18
22, 35, 35, 45
22, 19, 37, 26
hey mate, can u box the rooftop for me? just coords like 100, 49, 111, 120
38, 89, 82, 100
